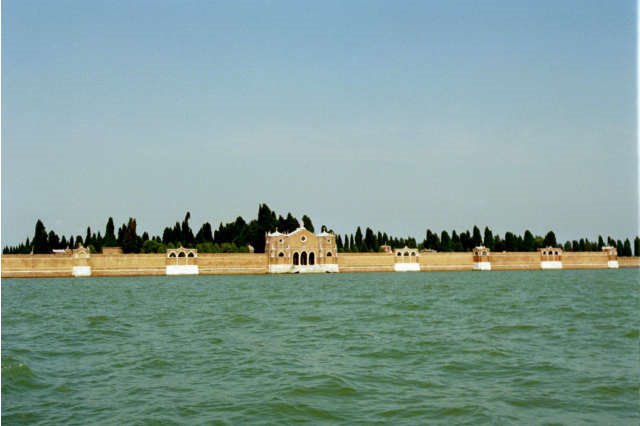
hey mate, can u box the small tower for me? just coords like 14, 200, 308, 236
539, 246, 563, 269
165, 247, 199, 275
72, 244, 92, 277
602, 246, 619, 269
393, 246, 420, 272
472, 246, 491, 271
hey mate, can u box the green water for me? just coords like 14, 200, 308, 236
2, 270, 638, 425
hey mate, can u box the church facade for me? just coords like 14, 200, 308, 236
265, 227, 339, 273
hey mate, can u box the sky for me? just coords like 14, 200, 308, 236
2, 0, 637, 246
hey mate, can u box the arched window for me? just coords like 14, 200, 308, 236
178, 252, 186, 257
397, 252, 402, 257
554, 251, 558, 256
187, 252, 195, 257
301, 251, 308, 265
404, 252, 409, 256
293, 252, 299, 265
309, 252, 315, 265
169, 252, 176, 258
326, 252, 332, 257
278, 252, 285, 258
410, 252, 416, 256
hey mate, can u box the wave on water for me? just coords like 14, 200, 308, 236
2, 271, 639, 424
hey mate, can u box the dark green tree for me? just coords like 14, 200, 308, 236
355, 227, 363, 252
195, 222, 214, 243
523, 230, 535, 251
471, 226, 482, 247
440, 231, 451, 252
85, 227, 93, 248
122, 218, 141, 253
48, 230, 60, 250
181, 212, 195, 247
284, 213, 300, 232
504, 232, 517, 251
451, 230, 463, 251
364, 227, 378, 252
483, 227, 494, 250
302, 215, 314, 232
543, 231, 557, 247
104, 217, 117, 246
33, 219, 49, 254
634, 237, 640, 257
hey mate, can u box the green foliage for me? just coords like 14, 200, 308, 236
483, 227, 494, 250
543, 231, 557, 247
302, 215, 314, 232
6, 208, 639, 258
196, 242, 249, 253
121, 218, 141, 253
195, 222, 214, 244
141, 239, 166, 253
104, 217, 117, 246
33, 220, 49, 254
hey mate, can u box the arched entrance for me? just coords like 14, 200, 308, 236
301, 251, 308, 265
309, 252, 315, 265
293, 252, 299, 265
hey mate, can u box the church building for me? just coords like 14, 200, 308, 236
265, 227, 339, 273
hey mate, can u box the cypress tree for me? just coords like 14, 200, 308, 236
196, 222, 214, 243
302, 215, 314, 232
543, 231, 557, 247
122, 218, 141, 253
33, 220, 49, 254
451, 230, 463, 252
104, 217, 117, 246
483, 227, 494, 250
440, 231, 451, 252
472, 226, 482, 247
48, 230, 60, 250
181, 212, 195, 247
355, 227, 363, 251
634, 237, 640, 257
85, 227, 92, 248
523, 230, 535, 251
284, 213, 299, 232
623, 239, 632, 256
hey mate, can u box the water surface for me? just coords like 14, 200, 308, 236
3, 270, 638, 424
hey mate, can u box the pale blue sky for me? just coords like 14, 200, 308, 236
2, 0, 637, 245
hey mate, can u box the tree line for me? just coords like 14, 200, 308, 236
3, 204, 639, 257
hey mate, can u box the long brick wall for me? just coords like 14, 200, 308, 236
618, 256, 640, 268
197, 253, 267, 275
419, 252, 474, 271
90, 254, 166, 276
561, 252, 609, 269
338, 253, 394, 272
2, 255, 75, 278
2, 251, 638, 278
490, 252, 541, 270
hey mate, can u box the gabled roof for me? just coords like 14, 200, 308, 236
267, 227, 334, 238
